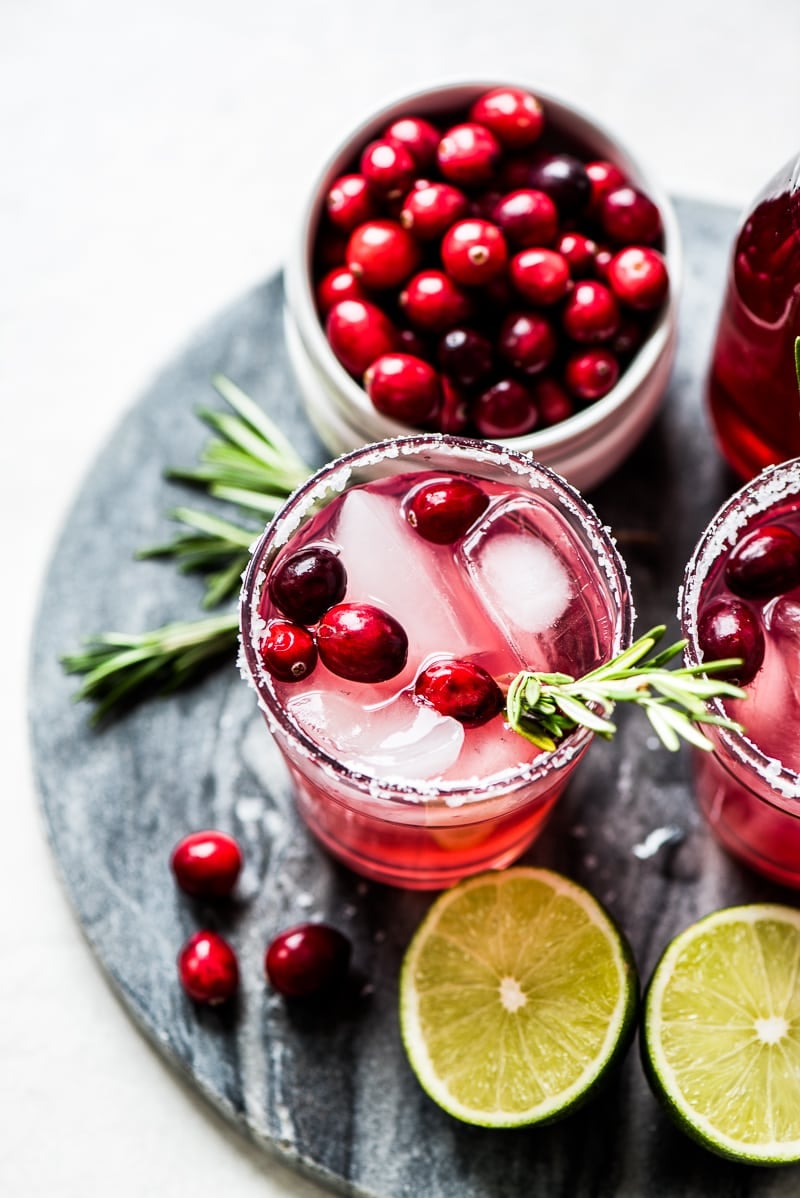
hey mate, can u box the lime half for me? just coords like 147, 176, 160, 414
399, 867, 638, 1128
643, 904, 800, 1164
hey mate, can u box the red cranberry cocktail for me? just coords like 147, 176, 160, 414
239, 436, 632, 889
680, 459, 800, 886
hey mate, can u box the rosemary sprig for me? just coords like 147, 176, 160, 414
505, 625, 745, 753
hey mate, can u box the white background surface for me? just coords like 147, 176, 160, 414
4, 2, 800, 1194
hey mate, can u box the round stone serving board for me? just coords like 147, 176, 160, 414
30, 198, 800, 1197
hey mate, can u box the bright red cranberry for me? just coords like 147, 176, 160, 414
437, 376, 471, 433
527, 154, 591, 217
437, 122, 501, 188
724, 523, 800, 599
170, 831, 243, 898
564, 348, 620, 400
531, 377, 575, 426
178, 931, 239, 1005
316, 266, 367, 316
259, 619, 318, 683
601, 186, 662, 245
364, 353, 442, 425
510, 248, 570, 306
498, 311, 557, 375
400, 270, 473, 333
316, 603, 408, 683
405, 477, 489, 544
360, 138, 416, 198
414, 658, 504, 727
469, 87, 545, 149
325, 174, 376, 232
346, 219, 420, 290
474, 378, 538, 437
562, 280, 620, 343
593, 246, 614, 281
384, 115, 440, 169
268, 546, 347, 626
557, 231, 598, 278
325, 299, 398, 375
696, 596, 765, 686
265, 923, 351, 999
437, 326, 494, 389
492, 189, 558, 247
585, 160, 627, 215
399, 181, 468, 240
607, 246, 669, 311
441, 218, 508, 286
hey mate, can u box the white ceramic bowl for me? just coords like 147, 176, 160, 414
283, 82, 682, 492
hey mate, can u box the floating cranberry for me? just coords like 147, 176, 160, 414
562, 280, 620, 343
346, 219, 420, 290
724, 522, 800, 599
170, 830, 243, 898
532, 377, 575, 426
510, 248, 571, 306
696, 596, 765, 686
601, 186, 662, 245
527, 154, 591, 217
437, 122, 501, 187
178, 931, 239, 1004
317, 603, 408, 683
415, 658, 504, 727
360, 138, 417, 198
474, 378, 538, 437
399, 181, 468, 240
564, 348, 620, 400
364, 353, 442, 424
607, 246, 669, 311
326, 174, 376, 232
384, 115, 440, 169
265, 923, 351, 999
259, 619, 318, 683
400, 270, 473, 333
557, 231, 598, 278
406, 477, 489, 544
268, 546, 347, 626
469, 87, 545, 149
441, 218, 508, 286
492, 188, 558, 247
498, 311, 557, 375
316, 266, 367, 316
585, 160, 627, 215
325, 299, 398, 375
438, 376, 471, 433
437, 326, 494, 389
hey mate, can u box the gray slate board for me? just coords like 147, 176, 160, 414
29, 198, 800, 1196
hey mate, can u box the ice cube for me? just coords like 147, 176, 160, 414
476, 531, 572, 633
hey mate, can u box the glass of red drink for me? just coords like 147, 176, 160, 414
680, 458, 800, 886
239, 435, 632, 889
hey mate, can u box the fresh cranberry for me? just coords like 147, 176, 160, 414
400, 270, 473, 333
593, 246, 614, 281
474, 379, 538, 437
325, 174, 376, 232
399, 182, 468, 240
585, 160, 627, 215
438, 376, 471, 433
384, 115, 440, 169
557, 232, 598, 278
724, 523, 800, 599
259, 620, 318, 683
316, 603, 408, 683
414, 658, 504, 726
527, 154, 591, 217
315, 267, 366, 316
170, 831, 243, 898
510, 248, 570, 306
564, 348, 620, 400
265, 923, 351, 999
562, 280, 620, 343
268, 546, 347, 626
346, 219, 420, 290
364, 353, 442, 424
498, 311, 557, 375
397, 326, 431, 359
178, 931, 239, 1004
441, 219, 508, 286
611, 315, 648, 360
696, 596, 765, 686
437, 122, 501, 187
437, 326, 494, 389
360, 138, 417, 198
531, 377, 575, 426
607, 246, 669, 311
469, 87, 544, 149
601, 186, 662, 245
325, 299, 398, 375
405, 477, 489, 544
492, 189, 558, 247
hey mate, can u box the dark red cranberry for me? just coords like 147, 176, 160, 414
499, 153, 539, 192
724, 523, 800, 599
498, 311, 556, 375
268, 546, 347, 626
437, 326, 494, 389
611, 315, 648, 360
316, 603, 408, 683
325, 299, 398, 375
531, 377, 575, 426
170, 831, 243, 898
557, 231, 598, 278
474, 379, 538, 437
315, 230, 349, 273
437, 376, 471, 433
265, 923, 351, 999
697, 596, 765, 686
607, 246, 669, 310
400, 270, 473, 333
601, 186, 662, 245
441, 218, 508, 286
437, 122, 501, 187
564, 348, 620, 400
562, 280, 620, 343
527, 154, 591, 217
585, 160, 627, 215
360, 138, 417, 198
414, 658, 504, 727
178, 931, 239, 1004
346, 219, 420, 290
468, 188, 504, 221
492, 189, 558, 247
399, 182, 468, 240
384, 115, 440, 169
316, 266, 367, 315
325, 174, 376, 232
405, 477, 489, 544
259, 620, 318, 683
397, 326, 431, 360
364, 353, 442, 424
469, 87, 544, 149
510, 248, 570, 305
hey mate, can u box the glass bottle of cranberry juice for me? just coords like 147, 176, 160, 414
707, 156, 800, 480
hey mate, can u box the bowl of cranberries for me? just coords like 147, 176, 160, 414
283, 81, 681, 492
